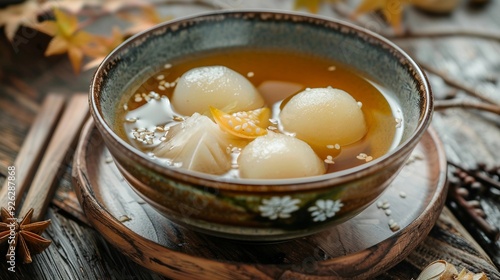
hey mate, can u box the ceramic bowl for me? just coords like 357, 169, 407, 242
90, 10, 433, 241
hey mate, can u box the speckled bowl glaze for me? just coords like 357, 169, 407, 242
90, 10, 433, 241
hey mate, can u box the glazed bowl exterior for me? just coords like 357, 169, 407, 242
90, 10, 433, 241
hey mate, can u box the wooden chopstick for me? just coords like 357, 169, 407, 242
0, 94, 66, 209
19, 94, 89, 222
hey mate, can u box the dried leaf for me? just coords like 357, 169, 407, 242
294, 0, 340, 13
41, 0, 101, 14
0, 0, 41, 41
33, 8, 100, 74
120, 5, 173, 35
103, 0, 148, 12
353, 0, 409, 33
83, 27, 124, 70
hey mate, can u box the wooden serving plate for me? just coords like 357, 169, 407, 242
73, 119, 448, 279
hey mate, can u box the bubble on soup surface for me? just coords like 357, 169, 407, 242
172, 66, 264, 115
153, 113, 242, 175
280, 87, 367, 147
238, 132, 326, 179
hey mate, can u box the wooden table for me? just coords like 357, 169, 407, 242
1, 1, 499, 279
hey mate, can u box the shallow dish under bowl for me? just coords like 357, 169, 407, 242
90, 10, 433, 241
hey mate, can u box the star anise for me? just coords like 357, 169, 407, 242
0, 207, 52, 264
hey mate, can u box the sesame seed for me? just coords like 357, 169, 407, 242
164, 63, 172, 69
228, 120, 234, 127
234, 125, 242, 131
105, 156, 113, 164
244, 128, 252, 133
158, 85, 166, 91
156, 74, 165, 80
125, 117, 137, 123
389, 222, 400, 231
235, 117, 242, 122
134, 97, 143, 102
328, 66, 336, 71
267, 126, 277, 130
256, 128, 262, 133
399, 191, 407, 198
247, 72, 254, 77
123, 104, 128, 110
326, 145, 334, 149
156, 126, 164, 132
160, 136, 166, 142
381, 202, 390, 209
324, 155, 335, 164
159, 80, 166, 85
376, 201, 383, 208
173, 116, 184, 122
395, 118, 402, 128
242, 123, 248, 129
357, 153, 367, 160
366, 156, 373, 162
335, 144, 340, 150
384, 209, 392, 216
357, 101, 363, 108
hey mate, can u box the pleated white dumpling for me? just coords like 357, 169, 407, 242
280, 88, 367, 147
153, 113, 237, 175
238, 132, 326, 179
172, 66, 264, 115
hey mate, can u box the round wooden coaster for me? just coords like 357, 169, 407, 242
73, 119, 447, 280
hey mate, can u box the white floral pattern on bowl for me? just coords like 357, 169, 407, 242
258, 196, 344, 222
308, 199, 344, 222
258, 196, 301, 220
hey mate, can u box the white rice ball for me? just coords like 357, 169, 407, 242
280, 87, 367, 147
172, 66, 264, 115
238, 132, 326, 179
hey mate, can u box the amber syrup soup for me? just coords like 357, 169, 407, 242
116, 49, 404, 176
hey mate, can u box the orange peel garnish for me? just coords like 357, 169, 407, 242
210, 106, 270, 139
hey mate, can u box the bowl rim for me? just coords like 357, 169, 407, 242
90, 9, 433, 191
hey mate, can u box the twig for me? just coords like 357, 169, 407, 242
0, 94, 66, 209
435, 99, 500, 115
448, 161, 500, 242
19, 94, 89, 222
419, 61, 499, 105
448, 182, 500, 242
448, 160, 500, 192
